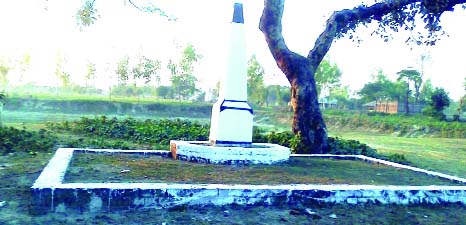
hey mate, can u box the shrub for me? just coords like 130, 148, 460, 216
424, 88, 450, 120
326, 137, 378, 157
0, 127, 56, 155
49, 116, 210, 146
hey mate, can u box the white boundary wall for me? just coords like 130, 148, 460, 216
31, 148, 466, 213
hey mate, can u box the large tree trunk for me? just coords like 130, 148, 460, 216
260, 0, 328, 153
290, 77, 327, 153
286, 54, 327, 153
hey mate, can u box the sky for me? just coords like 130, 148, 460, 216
0, 0, 465, 100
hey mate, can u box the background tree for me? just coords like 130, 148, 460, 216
330, 86, 351, 109
85, 61, 96, 88
397, 68, 422, 114
456, 94, 466, 121
156, 86, 173, 99
0, 90, 5, 127
168, 43, 201, 100
418, 78, 434, 104
116, 55, 130, 85
263, 85, 279, 106
359, 70, 399, 103
424, 87, 450, 120
210, 81, 220, 102
132, 56, 161, 85
17, 53, 31, 83
456, 77, 466, 120
417, 52, 430, 99
55, 53, 71, 88
314, 57, 342, 108
247, 55, 266, 106
279, 86, 292, 106
0, 63, 9, 88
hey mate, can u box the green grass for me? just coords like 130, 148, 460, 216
64, 152, 461, 186
329, 130, 466, 178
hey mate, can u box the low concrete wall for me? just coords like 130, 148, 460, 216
31, 148, 466, 213
32, 184, 466, 213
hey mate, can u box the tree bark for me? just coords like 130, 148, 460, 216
259, 0, 327, 153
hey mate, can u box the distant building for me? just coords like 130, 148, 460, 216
363, 100, 424, 114
319, 98, 338, 110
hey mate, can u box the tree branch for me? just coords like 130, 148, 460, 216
259, 0, 288, 62
259, 0, 308, 83
308, 0, 466, 68
309, 0, 416, 68
128, 0, 144, 11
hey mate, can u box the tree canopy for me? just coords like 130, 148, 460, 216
314, 58, 341, 100
168, 44, 202, 100
424, 87, 450, 120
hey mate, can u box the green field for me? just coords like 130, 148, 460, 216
330, 130, 466, 178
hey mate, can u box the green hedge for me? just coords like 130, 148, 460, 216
48, 117, 409, 164
48, 116, 210, 146
0, 127, 56, 155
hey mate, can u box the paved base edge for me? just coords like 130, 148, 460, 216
31, 186, 466, 213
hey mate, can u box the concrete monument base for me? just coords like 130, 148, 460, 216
170, 140, 290, 164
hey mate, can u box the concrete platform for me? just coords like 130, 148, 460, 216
31, 148, 466, 213
170, 141, 290, 164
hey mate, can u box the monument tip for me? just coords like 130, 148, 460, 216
232, 3, 244, 24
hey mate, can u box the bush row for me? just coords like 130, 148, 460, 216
47, 116, 210, 146
0, 116, 408, 164
47, 116, 409, 164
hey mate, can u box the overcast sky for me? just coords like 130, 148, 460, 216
0, 0, 465, 99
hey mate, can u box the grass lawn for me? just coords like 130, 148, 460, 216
64, 152, 461, 186
329, 130, 466, 178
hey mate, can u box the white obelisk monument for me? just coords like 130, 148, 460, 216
209, 1, 253, 146
170, 1, 289, 164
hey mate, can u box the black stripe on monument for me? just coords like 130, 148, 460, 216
214, 140, 252, 145
219, 106, 253, 114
